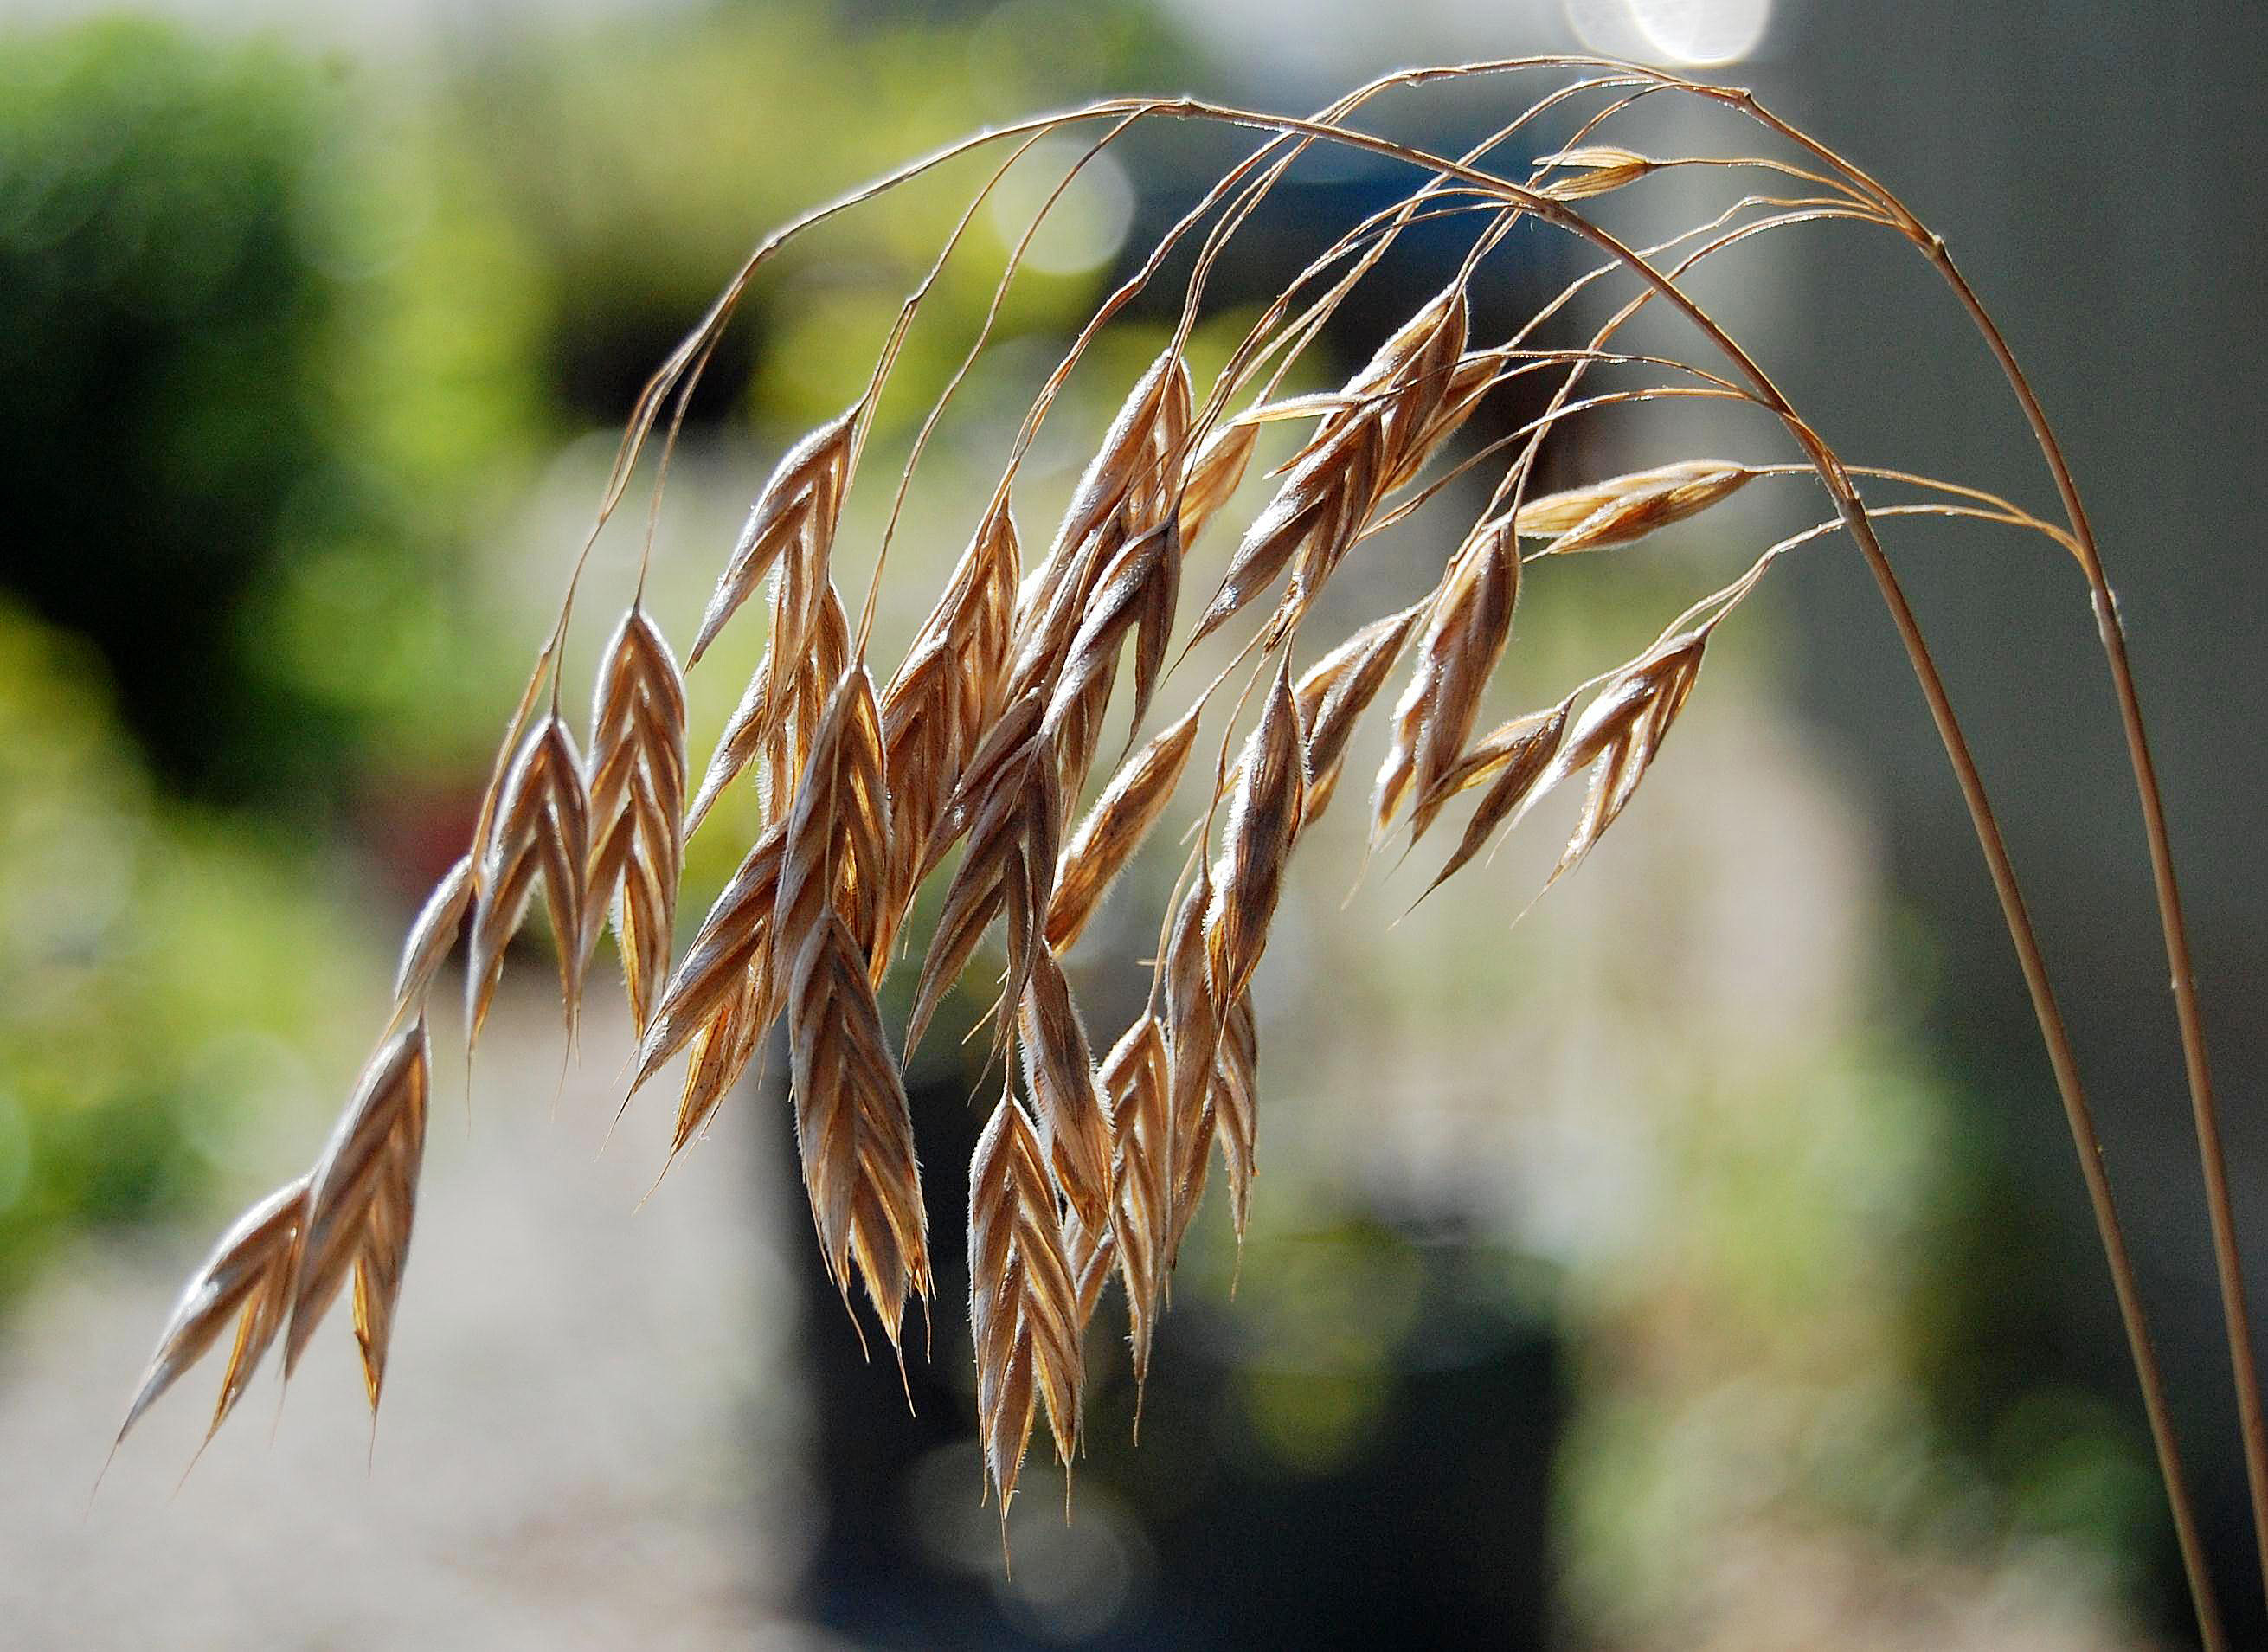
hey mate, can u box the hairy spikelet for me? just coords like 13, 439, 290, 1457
1159, 874, 1219, 1265
1417, 698, 1573, 896
671, 964, 767, 1154
633, 818, 787, 1097
1344, 285, 1469, 488
1373, 517, 1520, 845
1013, 948, 1115, 1233
284, 1020, 431, 1411
905, 691, 1058, 1057
1042, 517, 1180, 801
1516, 460, 1757, 555
1010, 352, 1191, 710
787, 910, 931, 1343
391, 853, 473, 1012
1293, 604, 1423, 827
1211, 996, 1259, 1235
690, 408, 856, 665
118, 1176, 311, 1448
969, 1090, 1084, 1511
774, 670, 890, 969
1522, 627, 1710, 888
1532, 144, 1660, 201
762, 580, 854, 827
1176, 419, 1259, 549
685, 661, 767, 837
1192, 403, 1383, 649
1045, 703, 1201, 951
587, 607, 688, 1036
466, 716, 592, 1050
878, 498, 1020, 946
1095, 1015, 1171, 1384
1205, 661, 1307, 1006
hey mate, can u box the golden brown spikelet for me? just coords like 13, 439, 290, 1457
1373, 518, 1520, 845
1013, 947, 1115, 1233
632, 817, 787, 1097
390, 853, 473, 1013
689, 407, 856, 665
761, 579, 854, 826
787, 911, 932, 1345
878, 499, 1021, 937
1515, 460, 1757, 555
671, 965, 767, 1154
904, 690, 1058, 1057
1210, 995, 1259, 1236
1191, 404, 1384, 650
466, 715, 591, 1051
1533, 144, 1661, 201
968, 1089, 1085, 1511
283, 1019, 430, 1411
1041, 517, 1180, 800
1158, 874, 1220, 1266
1096, 1014, 1171, 1385
773, 669, 890, 966
1415, 698, 1572, 898
1205, 660, 1307, 1006
1292, 604, 1423, 828
586, 607, 688, 1037
1045, 703, 1202, 952
117, 1174, 311, 1448
1176, 419, 1259, 549
1011, 352, 1191, 710
1344, 284, 1468, 485
1522, 627, 1710, 890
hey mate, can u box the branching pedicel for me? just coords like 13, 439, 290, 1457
112, 59, 2252, 1641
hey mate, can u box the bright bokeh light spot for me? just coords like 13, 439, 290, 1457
1564, 0, 1775, 66
988, 139, 1136, 278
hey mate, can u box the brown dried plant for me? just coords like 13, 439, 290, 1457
114, 61, 2253, 1636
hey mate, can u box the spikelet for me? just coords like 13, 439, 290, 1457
586, 607, 688, 1037
1533, 145, 1661, 202
1013, 947, 1115, 1233
1210, 996, 1260, 1235
466, 715, 592, 1051
1045, 703, 1202, 952
1190, 404, 1383, 649
632, 818, 787, 1096
1340, 284, 1468, 487
684, 660, 768, 837
689, 408, 856, 665
773, 669, 890, 966
905, 690, 1059, 1057
761, 580, 854, 826
878, 498, 1020, 942
1372, 517, 1519, 845
1159, 873, 1220, 1265
787, 910, 931, 1345
1515, 460, 1756, 555
283, 1020, 431, 1411
1292, 604, 1423, 828
969, 1090, 1085, 1512
1041, 517, 1180, 800
1520, 627, 1711, 890
1096, 1015, 1171, 1385
117, 1175, 311, 1449
1205, 661, 1307, 1006
1175, 419, 1259, 548
1010, 352, 1191, 709
1416, 698, 1573, 897
390, 853, 473, 1013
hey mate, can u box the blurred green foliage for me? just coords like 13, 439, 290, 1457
0, 600, 353, 1302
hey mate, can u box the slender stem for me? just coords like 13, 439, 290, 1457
1696, 80, 2264, 1623
1928, 239, 2266, 1613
